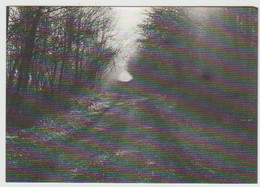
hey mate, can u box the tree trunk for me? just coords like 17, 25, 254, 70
7, 56, 20, 91
13, 7, 42, 113
58, 13, 75, 95
58, 53, 66, 95
6, 6, 9, 32
73, 18, 82, 88
50, 60, 58, 97
16, 7, 42, 96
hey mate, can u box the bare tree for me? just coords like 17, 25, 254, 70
6, 6, 119, 124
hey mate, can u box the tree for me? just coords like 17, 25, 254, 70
128, 7, 257, 122
6, 6, 118, 119
129, 7, 257, 90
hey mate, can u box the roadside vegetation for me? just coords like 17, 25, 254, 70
6, 6, 119, 130
129, 7, 257, 130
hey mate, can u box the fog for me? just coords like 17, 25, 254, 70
111, 7, 147, 80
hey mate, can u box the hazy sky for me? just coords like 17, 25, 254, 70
112, 7, 148, 66
113, 7, 146, 34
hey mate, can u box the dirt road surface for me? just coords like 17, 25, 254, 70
6, 84, 257, 183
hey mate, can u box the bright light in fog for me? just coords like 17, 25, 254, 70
118, 71, 133, 82
112, 7, 148, 81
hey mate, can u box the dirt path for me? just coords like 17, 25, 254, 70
42, 95, 182, 182
6, 90, 257, 183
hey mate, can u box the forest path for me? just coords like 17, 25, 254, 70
6, 86, 257, 183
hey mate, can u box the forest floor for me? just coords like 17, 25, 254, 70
6, 83, 257, 183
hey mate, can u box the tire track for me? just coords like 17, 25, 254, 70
141, 100, 216, 183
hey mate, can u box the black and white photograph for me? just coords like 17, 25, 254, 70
5, 2, 258, 184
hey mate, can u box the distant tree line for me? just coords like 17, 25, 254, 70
6, 6, 118, 116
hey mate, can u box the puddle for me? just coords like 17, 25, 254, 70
146, 159, 156, 165
94, 153, 110, 164
91, 127, 105, 131
115, 150, 133, 156
6, 135, 19, 139
143, 126, 153, 129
